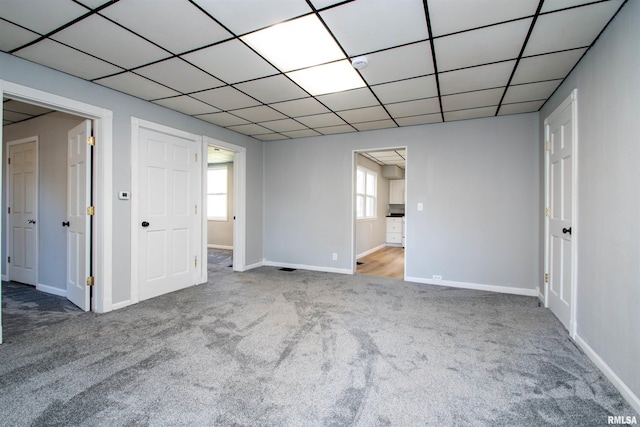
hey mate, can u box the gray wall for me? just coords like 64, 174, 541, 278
355, 154, 389, 257
539, 0, 640, 401
2, 112, 85, 290
207, 162, 234, 248
0, 52, 264, 306
264, 112, 540, 289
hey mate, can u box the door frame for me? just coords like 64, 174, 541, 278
5, 136, 39, 287
543, 88, 579, 339
0, 81, 114, 314
351, 146, 408, 279
203, 136, 247, 273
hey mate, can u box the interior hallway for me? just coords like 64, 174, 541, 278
356, 246, 404, 279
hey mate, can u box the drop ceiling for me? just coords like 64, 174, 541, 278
0, 0, 626, 140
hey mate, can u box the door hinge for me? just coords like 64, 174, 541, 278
86, 276, 95, 286
7, 157, 10, 165
87, 136, 96, 146
544, 273, 549, 283
87, 206, 95, 216
194, 256, 198, 268
195, 153, 198, 162
545, 140, 551, 151
545, 207, 550, 217
7, 256, 10, 263
7, 207, 10, 214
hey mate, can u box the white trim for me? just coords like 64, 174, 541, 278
5, 136, 39, 287
264, 260, 352, 275
111, 299, 133, 311
208, 244, 233, 250
0, 80, 113, 316
537, 290, 544, 302
575, 334, 640, 415
357, 243, 386, 259
406, 276, 538, 297
244, 260, 264, 271
36, 283, 66, 297
1, 275, 7, 281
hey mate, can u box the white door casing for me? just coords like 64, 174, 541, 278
544, 89, 578, 337
132, 119, 202, 303
7, 138, 38, 286
66, 120, 92, 311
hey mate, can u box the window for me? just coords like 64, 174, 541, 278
207, 164, 228, 221
356, 167, 377, 219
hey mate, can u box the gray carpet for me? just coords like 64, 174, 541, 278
1, 267, 637, 426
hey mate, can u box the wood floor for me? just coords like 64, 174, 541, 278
356, 246, 404, 279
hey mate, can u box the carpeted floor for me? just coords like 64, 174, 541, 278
1, 267, 637, 426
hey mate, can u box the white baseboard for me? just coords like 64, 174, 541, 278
405, 276, 538, 297
36, 283, 67, 297
242, 260, 264, 271
208, 244, 233, 250
1, 274, 8, 282
575, 334, 640, 415
357, 244, 386, 259
264, 260, 351, 275
111, 299, 134, 311
537, 290, 545, 302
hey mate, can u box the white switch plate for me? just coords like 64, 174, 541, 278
417, 202, 423, 211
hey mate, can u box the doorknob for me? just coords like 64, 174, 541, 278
141, 221, 150, 227
62, 221, 70, 227
562, 227, 572, 235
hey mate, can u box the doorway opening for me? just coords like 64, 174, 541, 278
206, 144, 234, 272
352, 147, 407, 280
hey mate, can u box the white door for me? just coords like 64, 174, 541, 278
545, 92, 577, 333
8, 139, 38, 286
138, 126, 200, 301
66, 120, 92, 311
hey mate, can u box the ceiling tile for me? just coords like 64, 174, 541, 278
498, 100, 545, 115
317, 124, 356, 135
100, 0, 232, 54
0, 20, 40, 52
296, 113, 347, 128
358, 41, 434, 85
386, 97, 441, 118
52, 15, 170, 69
259, 118, 308, 133
3, 110, 32, 123
439, 60, 515, 95
309, 0, 345, 9
435, 19, 531, 72
95, 72, 179, 100
321, 0, 428, 55
182, 39, 278, 84
196, 112, 249, 127
512, 49, 587, 84
254, 133, 290, 141
230, 106, 286, 122
194, 0, 311, 35
14, 39, 123, 80
270, 98, 330, 117
3, 100, 53, 115
76, 0, 112, 8
525, 1, 623, 56
338, 106, 391, 123
372, 75, 438, 104
443, 106, 497, 122
281, 129, 322, 139
502, 80, 562, 104
540, 0, 620, 13
135, 58, 224, 94
227, 123, 274, 136
191, 86, 261, 111
441, 88, 504, 112
153, 96, 219, 116
315, 88, 379, 111
396, 113, 442, 126
353, 120, 397, 132
427, 0, 539, 37
0, 0, 88, 34
234, 75, 309, 104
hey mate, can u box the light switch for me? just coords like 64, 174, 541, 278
119, 191, 130, 200
417, 202, 423, 211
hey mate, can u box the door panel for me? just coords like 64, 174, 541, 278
8, 141, 38, 286
138, 127, 200, 301
66, 120, 92, 311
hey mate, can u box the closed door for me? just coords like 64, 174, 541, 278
66, 120, 92, 311
138, 127, 200, 301
545, 95, 575, 332
8, 139, 38, 286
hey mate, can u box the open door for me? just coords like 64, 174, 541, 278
66, 120, 92, 311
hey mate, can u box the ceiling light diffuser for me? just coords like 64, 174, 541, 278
287, 60, 366, 96
241, 15, 345, 72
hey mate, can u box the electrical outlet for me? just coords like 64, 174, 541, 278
332, 253, 338, 261
433, 275, 442, 280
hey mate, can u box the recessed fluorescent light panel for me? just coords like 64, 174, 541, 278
242, 15, 344, 72
287, 60, 366, 96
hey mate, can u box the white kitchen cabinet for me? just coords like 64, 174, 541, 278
389, 179, 405, 204
386, 217, 403, 246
